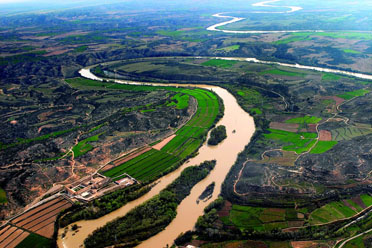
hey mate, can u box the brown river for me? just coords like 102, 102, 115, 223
57, 68, 256, 248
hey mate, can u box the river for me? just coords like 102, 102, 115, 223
206, 0, 325, 34
58, 68, 256, 248
58, 54, 372, 247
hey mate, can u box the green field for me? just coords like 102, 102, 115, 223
216, 45, 240, 52
309, 194, 372, 224
343, 49, 361, 54
285, 116, 322, 124
259, 69, 305, 78
201, 59, 237, 68
15, 233, 52, 248
0, 187, 7, 204
322, 72, 342, 81
337, 89, 370, 100
72, 132, 104, 157
331, 126, 372, 141
167, 93, 189, 109
264, 129, 317, 154
224, 205, 307, 232
103, 149, 180, 182
310, 141, 338, 154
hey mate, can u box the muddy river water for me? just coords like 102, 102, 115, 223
57, 68, 256, 248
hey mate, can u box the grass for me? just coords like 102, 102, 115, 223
216, 45, 240, 52
74, 45, 88, 53
344, 236, 365, 248
259, 69, 305, 77
227, 205, 295, 232
0, 126, 81, 150
285, 116, 321, 124
103, 149, 180, 181
201, 59, 237, 68
228, 205, 264, 231
72, 132, 104, 157
361, 194, 372, 206
331, 126, 372, 141
322, 72, 342, 81
0, 187, 7, 204
264, 129, 317, 154
343, 49, 361, 54
167, 93, 189, 109
337, 89, 370, 100
15, 233, 52, 248
250, 108, 262, 115
273, 35, 312, 45
308, 195, 372, 225
310, 141, 338, 154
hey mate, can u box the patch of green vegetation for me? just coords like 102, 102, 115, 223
216, 45, 240, 52
309, 199, 360, 224
250, 108, 262, 115
201, 59, 237, 68
259, 69, 305, 77
264, 129, 317, 154
228, 205, 264, 231
140, 109, 155, 113
60, 34, 106, 44
285, 116, 322, 124
0, 187, 7, 204
273, 35, 312, 45
331, 126, 372, 141
88, 123, 107, 133
74, 45, 88, 53
310, 141, 338, 154
72, 132, 104, 157
361, 194, 372, 207
293, 32, 372, 41
15, 233, 52, 248
343, 236, 365, 248
156, 30, 184, 37
337, 89, 370, 100
0, 51, 47, 66
322, 72, 342, 81
343, 49, 361, 54
0, 126, 81, 150
167, 93, 189, 109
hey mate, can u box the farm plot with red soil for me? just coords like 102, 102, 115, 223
270, 122, 299, 132
319, 130, 332, 141
152, 134, 176, 150
10, 196, 72, 238
0, 225, 30, 248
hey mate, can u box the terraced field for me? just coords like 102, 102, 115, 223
331, 126, 372, 141
309, 194, 372, 224
102, 86, 220, 182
